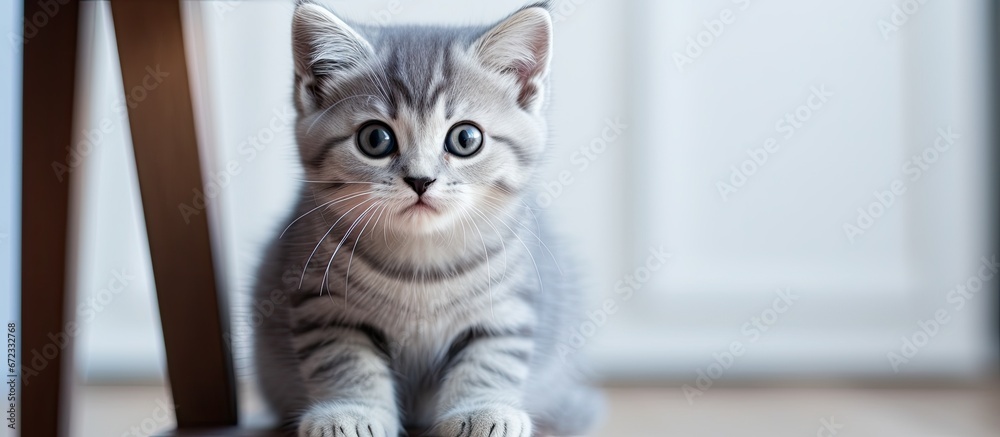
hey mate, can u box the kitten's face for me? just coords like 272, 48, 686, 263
291, 4, 551, 236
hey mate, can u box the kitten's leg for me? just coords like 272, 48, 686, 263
433, 329, 535, 437
294, 325, 399, 437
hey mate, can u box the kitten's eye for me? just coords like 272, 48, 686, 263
357, 122, 396, 158
444, 123, 483, 157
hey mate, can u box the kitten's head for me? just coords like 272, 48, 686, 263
291, 2, 552, 236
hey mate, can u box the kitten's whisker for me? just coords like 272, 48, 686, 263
370, 71, 392, 106
482, 189, 546, 236
361, 57, 393, 105
280, 190, 377, 238
322, 199, 381, 298
324, 211, 369, 298
468, 205, 509, 284
477, 191, 543, 231
458, 207, 469, 249
298, 196, 378, 289
387, 203, 403, 246
295, 180, 378, 184
280, 198, 338, 239
463, 210, 494, 321
477, 199, 545, 294
443, 211, 460, 247
345, 201, 386, 304
477, 191, 545, 247
352, 55, 390, 105
381, 203, 391, 246
479, 197, 564, 276
306, 94, 380, 134
477, 185, 542, 211
369, 201, 389, 246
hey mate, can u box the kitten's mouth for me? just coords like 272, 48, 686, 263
403, 198, 439, 214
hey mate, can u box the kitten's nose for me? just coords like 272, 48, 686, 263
403, 176, 435, 196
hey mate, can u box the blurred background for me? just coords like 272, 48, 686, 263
2, 0, 999, 436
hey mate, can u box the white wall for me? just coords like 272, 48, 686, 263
592, 0, 997, 379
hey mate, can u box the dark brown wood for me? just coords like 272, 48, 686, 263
109, 0, 237, 427
20, 1, 80, 436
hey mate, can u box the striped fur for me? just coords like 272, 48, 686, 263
253, 3, 602, 436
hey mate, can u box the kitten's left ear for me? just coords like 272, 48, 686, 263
474, 5, 553, 111
292, 2, 373, 111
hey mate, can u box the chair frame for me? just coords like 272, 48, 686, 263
21, 0, 268, 435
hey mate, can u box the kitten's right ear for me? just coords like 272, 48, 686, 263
292, 3, 372, 108
473, 5, 552, 112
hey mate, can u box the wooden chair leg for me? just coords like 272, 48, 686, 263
20, 1, 81, 436
109, 0, 238, 428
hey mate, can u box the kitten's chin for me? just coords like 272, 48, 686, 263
394, 200, 456, 234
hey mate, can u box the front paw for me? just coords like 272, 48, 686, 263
298, 402, 399, 437
435, 404, 532, 437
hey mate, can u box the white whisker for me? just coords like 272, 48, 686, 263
298, 196, 377, 289
468, 205, 509, 284
464, 210, 494, 321
345, 201, 386, 305
306, 94, 380, 134
281, 190, 377, 238
322, 199, 382, 297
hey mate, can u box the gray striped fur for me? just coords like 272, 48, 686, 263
253, 3, 602, 436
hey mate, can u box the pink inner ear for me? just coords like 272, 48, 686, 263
517, 75, 540, 109
475, 8, 552, 108
521, 30, 549, 78
512, 29, 549, 108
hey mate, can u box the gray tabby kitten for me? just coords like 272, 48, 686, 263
253, 2, 602, 436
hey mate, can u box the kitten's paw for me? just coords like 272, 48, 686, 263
297, 402, 398, 437
435, 405, 532, 437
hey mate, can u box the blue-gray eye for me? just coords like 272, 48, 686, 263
445, 123, 483, 157
357, 122, 396, 158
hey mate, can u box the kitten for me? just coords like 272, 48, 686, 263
252, 2, 602, 436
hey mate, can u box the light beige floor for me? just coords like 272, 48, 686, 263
72, 382, 1000, 437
